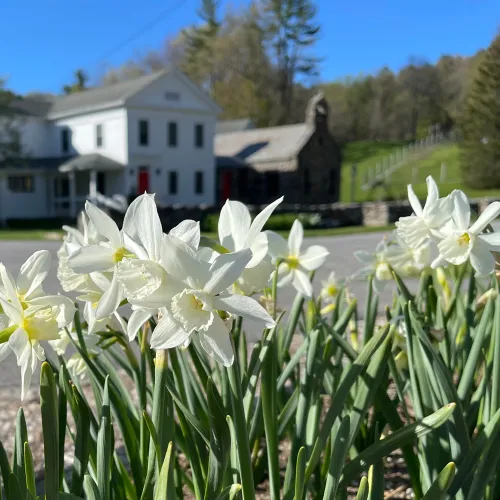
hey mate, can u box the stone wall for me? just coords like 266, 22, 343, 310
105, 196, 499, 233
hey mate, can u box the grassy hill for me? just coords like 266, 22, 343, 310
340, 142, 500, 202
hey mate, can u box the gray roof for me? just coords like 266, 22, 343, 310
6, 97, 55, 117
216, 119, 255, 135
0, 156, 68, 169
47, 71, 165, 118
59, 153, 124, 173
214, 123, 313, 170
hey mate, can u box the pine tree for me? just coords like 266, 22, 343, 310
460, 35, 500, 188
261, 0, 320, 124
63, 69, 88, 95
181, 0, 220, 97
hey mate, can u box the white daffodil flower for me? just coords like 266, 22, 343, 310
218, 197, 283, 294
320, 271, 339, 303
57, 215, 102, 294
266, 219, 329, 298
77, 272, 127, 335
431, 191, 500, 276
0, 258, 75, 399
396, 176, 452, 249
150, 235, 275, 366
319, 271, 340, 315
0, 250, 51, 306
354, 239, 395, 292
50, 326, 100, 380
385, 236, 432, 277
115, 194, 201, 340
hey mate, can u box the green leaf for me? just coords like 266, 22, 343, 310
164, 375, 210, 446
0, 439, 12, 498
322, 416, 350, 500
83, 474, 101, 500
293, 447, 306, 500
261, 339, 280, 500
347, 333, 392, 449
448, 407, 500, 497
143, 411, 162, 471
214, 484, 242, 500
422, 462, 456, 500
97, 377, 112, 500
154, 442, 173, 500
355, 476, 369, 500
368, 461, 384, 500
13, 407, 27, 498
204, 377, 231, 499
70, 385, 91, 497
40, 362, 60, 500
23, 442, 36, 498
341, 403, 456, 483
8, 472, 22, 500
305, 324, 390, 482
457, 298, 493, 402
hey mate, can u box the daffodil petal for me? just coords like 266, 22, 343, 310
204, 249, 251, 295
67, 245, 116, 274
299, 245, 329, 271
213, 294, 275, 328
292, 269, 313, 298
288, 219, 304, 256
150, 312, 190, 349
199, 315, 234, 367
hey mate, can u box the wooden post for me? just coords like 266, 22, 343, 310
350, 164, 357, 202
440, 162, 447, 182
412, 166, 418, 183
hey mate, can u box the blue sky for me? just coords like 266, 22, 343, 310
1, 0, 499, 94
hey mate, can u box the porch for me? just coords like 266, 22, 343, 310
51, 154, 125, 217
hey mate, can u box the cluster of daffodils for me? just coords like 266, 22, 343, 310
354, 176, 500, 290
0, 193, 331, 399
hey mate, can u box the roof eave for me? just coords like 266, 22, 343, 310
47, 101, 125, 120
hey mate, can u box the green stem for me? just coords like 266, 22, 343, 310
227, 337, 256, 500
142, 349, 175, 500
139, 327, 149, 468
271, 259, 282, 320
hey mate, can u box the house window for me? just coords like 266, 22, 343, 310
169, 171, 178, 195
304, 167, 311, 195
195, 171, 204, 194
265, 172, 279, 198
61, 129, 69, 153
165, 91, 180, 102
96, 124, 103, 148
139, 120, 149, 146
168, 122, 177, 147
54, 177, 69, 197
195, 124, 204, 148
8, 175, 34, 193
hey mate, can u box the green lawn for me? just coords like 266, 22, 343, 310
342, 141, 500, 202
340, 140, 409, 202
0, 230, 64, 241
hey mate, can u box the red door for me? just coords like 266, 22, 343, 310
222, 172, 232, 201
138, 167, 149, 194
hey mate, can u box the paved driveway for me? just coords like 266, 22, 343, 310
0, 230, 397, 389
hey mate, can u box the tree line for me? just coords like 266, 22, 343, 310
86, 0, 485, 144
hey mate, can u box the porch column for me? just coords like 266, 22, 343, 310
69, 171, 77, 218
89, 169, 97, 203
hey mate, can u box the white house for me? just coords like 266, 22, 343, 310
0, 68, 220, 223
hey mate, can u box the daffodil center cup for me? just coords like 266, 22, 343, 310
171, 289, 214, 333
457, 232, 471, 247
286, 256, 300, 269
327, 285, 338, 297
113, 247, 134, 263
